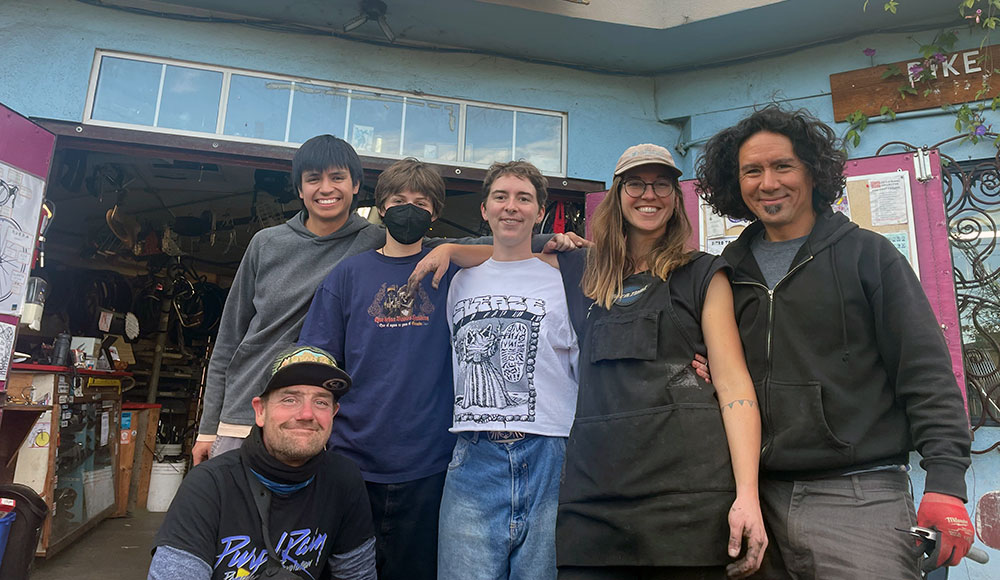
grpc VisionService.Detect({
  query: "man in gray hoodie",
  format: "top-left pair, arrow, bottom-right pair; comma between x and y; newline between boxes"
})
193,135 -> 386,464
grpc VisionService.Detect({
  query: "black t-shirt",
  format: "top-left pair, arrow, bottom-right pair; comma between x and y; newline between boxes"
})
153,449 -> 373,579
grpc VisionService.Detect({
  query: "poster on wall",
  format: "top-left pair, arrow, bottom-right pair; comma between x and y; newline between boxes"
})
0,161 -> 44,315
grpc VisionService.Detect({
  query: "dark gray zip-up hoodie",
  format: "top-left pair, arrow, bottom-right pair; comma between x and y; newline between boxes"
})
723,209 -> 971,500
199,211 -> 385,435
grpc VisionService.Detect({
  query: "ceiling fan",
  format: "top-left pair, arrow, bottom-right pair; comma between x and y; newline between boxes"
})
343,0 -> 396,43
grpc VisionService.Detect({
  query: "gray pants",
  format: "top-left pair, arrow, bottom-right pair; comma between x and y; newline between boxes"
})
208,435 -> 245,458
751,471 -> 921,580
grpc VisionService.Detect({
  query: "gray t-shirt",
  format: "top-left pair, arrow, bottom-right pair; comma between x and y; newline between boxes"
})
750,231 -> 808,289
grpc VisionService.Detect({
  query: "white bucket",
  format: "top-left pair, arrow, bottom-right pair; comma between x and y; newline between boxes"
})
146,460 -> 187,512
154,443 -> 183,457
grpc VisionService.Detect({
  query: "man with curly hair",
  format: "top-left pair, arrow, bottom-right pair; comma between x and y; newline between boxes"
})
696,105 -> 973,578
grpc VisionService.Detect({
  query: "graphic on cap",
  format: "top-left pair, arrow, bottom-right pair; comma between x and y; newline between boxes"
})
264,345 -> 352,399
271,346 -> 338,376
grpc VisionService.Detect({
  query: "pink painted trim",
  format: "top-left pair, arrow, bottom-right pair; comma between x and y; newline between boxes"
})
585,191 -> 605,239
679,180 -> 702,249
0,104 -> 55,180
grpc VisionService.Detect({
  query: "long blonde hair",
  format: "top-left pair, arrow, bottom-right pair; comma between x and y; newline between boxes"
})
583,174 -> 693,308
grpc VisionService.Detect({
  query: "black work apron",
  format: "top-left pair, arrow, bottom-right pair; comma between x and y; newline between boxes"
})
556,254 -> 736,567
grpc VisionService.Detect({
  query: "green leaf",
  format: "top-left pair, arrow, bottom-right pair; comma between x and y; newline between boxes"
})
881,65 -> 903,79
956,118 -> 963,132
938,31 -> 958,50
884,0 -> 897,14
880,105 -> 897,120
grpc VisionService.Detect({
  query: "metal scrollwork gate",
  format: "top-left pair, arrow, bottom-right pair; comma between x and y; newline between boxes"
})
877,136 -> 1000,453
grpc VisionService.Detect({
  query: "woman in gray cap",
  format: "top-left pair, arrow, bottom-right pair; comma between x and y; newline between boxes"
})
556,144 -> 767,579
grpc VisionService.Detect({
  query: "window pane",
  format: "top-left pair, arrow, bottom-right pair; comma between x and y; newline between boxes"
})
516,112 -> 563,174
157,65 -> 222,133
91,57 -> 161,125
289,83 -> 349,143
224,75 -> 290,141
465,106 -> 513,165
402,98 -> 458,161
347,91 -> 403,155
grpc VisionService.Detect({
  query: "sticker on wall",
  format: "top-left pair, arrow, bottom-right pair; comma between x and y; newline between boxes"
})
0,318 -> 14,384
99,412 -> 110,447
29,418 -> 50,448
832,193 -> 852,220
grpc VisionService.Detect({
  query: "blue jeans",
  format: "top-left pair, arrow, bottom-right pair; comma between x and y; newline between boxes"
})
438,432 -> 566,580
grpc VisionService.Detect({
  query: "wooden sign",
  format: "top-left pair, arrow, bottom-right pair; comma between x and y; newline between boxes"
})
830,45 -> 1000,121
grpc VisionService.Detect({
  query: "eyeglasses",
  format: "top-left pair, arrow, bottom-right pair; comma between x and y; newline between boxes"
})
622,178 -> 674,198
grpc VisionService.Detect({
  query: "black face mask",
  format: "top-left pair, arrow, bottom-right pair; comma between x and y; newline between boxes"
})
382,203 -> 432,245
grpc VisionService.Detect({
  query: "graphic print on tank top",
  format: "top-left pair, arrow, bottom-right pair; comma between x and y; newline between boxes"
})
451,294 -> 544,423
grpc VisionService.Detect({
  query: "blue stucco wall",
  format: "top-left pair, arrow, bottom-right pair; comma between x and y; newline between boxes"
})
654,26 -> 1000,577
0,0 -> 675,185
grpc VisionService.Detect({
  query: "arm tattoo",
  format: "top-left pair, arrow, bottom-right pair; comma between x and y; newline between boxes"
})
722,399 -> 756,412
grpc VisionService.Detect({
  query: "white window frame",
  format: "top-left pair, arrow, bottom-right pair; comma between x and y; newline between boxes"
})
84,50 -> 569,177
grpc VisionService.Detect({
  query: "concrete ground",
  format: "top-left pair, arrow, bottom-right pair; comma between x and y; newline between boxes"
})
31,510 -> 164,580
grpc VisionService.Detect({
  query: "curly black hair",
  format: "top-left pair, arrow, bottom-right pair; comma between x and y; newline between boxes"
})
695,105 -> 847,222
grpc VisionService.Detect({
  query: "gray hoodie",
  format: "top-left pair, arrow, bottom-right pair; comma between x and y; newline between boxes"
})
199,211 -> 385,435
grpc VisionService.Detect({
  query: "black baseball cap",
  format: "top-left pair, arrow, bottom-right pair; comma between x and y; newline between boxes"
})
262,345 -> 351,400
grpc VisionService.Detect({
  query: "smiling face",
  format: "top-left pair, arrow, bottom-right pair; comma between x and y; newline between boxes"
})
620,164 -> 677,244
252,385 -> 338,467
481,174 -> 543,257
298,166 -> 360,236
738,131 -> 817,241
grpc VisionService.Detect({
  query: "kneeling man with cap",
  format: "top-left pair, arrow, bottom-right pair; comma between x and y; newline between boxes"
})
149,346 -> 376,580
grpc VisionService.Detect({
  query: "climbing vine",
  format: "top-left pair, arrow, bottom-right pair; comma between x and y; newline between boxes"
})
847,1 -> 1000,148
